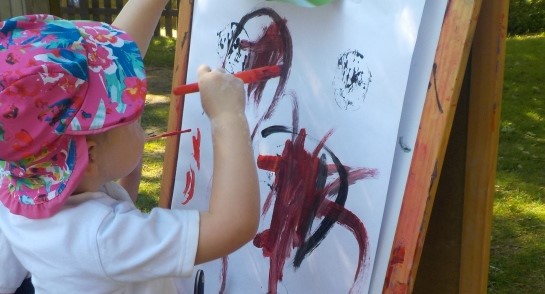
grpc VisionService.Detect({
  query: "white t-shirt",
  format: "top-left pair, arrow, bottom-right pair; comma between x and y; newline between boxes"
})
0,230 -> 28,294
0,182 -> 199,294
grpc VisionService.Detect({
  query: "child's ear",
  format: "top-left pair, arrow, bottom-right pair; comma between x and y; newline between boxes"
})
84,139 -> 99,176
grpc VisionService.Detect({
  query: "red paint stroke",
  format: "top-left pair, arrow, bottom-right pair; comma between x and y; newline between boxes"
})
251,126 -> 377,294
384,245 -> 406,293
192,128 -> 201,170
221,8 -> 293,139
181,168 -> 195,205
317,199 -> 369,293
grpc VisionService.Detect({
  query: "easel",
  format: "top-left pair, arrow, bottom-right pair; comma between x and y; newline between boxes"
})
384,0 -> 508,293
159,0 -> 509,293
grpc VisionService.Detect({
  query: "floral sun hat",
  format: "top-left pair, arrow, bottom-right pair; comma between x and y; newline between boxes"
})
0,14 -> 147,219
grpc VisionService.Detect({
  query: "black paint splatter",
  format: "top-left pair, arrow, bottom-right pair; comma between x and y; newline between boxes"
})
216,23 -> 249,73
333,50 -> 372,111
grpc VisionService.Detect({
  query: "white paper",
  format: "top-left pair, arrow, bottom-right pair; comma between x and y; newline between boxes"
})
171,1 -> 443,293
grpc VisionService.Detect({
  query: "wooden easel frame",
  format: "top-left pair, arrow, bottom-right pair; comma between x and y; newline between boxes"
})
159,0 -> 508,292
384,0 -> 508,292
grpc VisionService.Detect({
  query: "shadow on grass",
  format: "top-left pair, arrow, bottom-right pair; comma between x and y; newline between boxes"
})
489,208 -> 545,293
142,101 -> 170,135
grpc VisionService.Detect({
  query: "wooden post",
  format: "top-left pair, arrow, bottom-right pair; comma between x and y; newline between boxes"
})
159,0 -> 194,208
460,0 -> 508,292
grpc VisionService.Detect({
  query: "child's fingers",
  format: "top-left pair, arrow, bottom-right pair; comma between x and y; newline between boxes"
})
197,64 -> 212,77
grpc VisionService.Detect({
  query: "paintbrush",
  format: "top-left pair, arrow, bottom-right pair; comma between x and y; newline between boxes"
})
173,65 -> 282,95
145,129 -> 191,141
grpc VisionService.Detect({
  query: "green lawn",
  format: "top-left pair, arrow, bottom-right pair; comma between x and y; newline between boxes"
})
140,34 -> 545,293
137,37 -> 175,212
489,33 -> 545,293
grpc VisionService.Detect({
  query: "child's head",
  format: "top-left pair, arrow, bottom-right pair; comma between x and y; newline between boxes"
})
75,120 -> 145,195
0,14 -> 147,219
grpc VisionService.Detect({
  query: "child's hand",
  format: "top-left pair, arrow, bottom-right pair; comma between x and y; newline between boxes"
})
197,65 -> 245,120
193,65 -> 259,264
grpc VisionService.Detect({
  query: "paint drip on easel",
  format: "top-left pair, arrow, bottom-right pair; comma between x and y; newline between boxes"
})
267,0 -> 335,7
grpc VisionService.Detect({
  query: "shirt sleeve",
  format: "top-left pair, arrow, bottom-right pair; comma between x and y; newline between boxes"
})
0,229 -> 29,294
95,202 -> 200,283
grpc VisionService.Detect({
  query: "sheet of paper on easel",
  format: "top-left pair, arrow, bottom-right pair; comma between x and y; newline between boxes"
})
171,0 -> 445,293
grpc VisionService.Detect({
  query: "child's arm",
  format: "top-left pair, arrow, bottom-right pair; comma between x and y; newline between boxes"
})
195,65 -> 260,264
112,0 -> 170,57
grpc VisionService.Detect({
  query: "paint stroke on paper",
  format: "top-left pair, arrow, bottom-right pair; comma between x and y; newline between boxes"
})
181,168 -> 195,205
217,8 -> 293,139
192,128 -> 201,170
255,125 -> 377,293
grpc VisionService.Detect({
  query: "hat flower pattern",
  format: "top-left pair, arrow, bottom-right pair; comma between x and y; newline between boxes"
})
0,139 -> 76,206
0,14 -> 146,218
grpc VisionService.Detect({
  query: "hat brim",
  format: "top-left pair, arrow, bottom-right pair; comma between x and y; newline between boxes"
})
0,135 -> 88,219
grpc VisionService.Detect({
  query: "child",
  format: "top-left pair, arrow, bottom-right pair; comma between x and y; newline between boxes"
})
0,1 -> 260,293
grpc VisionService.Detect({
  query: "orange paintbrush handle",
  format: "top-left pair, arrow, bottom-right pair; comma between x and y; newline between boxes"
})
173,65 -> 282,95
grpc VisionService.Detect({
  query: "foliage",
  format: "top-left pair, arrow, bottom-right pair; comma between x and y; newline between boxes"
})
509,0 -> 545,35
143,37 -> 176,68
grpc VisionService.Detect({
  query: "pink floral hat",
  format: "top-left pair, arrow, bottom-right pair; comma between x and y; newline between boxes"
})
0,14 -> 147,219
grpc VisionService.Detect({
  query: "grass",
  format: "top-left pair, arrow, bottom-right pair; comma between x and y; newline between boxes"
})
143,37 -> 177,68
138,101 -> 170,212
139,35 -> 545,293
488,33 -> 545,293
136,36 -> 175,212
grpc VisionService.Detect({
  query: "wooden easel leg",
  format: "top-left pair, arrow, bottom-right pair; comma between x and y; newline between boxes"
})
413,62 -> 471,294
460,0 -> 509,292
413,0 -> 508,292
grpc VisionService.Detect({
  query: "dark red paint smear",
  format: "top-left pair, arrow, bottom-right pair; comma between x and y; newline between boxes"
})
218,7 -> 376,293
181,168 -> 195,205
192,128 -> 201,170
383,245 -> 406,293
253,125 -> 377,294
221,8 -> 293,139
